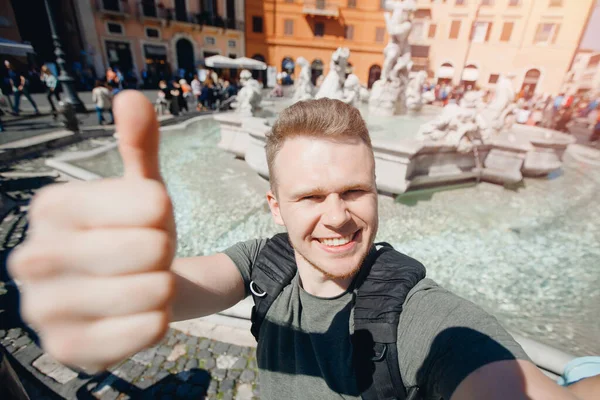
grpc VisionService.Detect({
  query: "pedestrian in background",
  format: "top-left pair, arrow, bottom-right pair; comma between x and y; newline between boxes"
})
92,80 -> 113,125
40,65 -> 61,119
6,60 -> 39,116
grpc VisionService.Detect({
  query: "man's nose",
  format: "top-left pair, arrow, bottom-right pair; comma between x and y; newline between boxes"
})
321,195 -> 351,229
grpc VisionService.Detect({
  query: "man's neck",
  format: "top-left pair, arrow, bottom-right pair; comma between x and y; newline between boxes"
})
294,254 -> 355,298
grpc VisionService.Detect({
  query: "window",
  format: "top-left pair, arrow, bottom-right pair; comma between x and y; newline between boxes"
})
481,0 -> 493,5
348,0 -> 357,8
428,23 -> 437,38
107,22 -> 124,35
205,36 -> 216,45
549,0 -> 562,6
449,20 -> 461,39
455,0 -> 465,5
471,21 -> 492,43
534,23 -> 559,44
380,0 -> 386,9
500,22 -> 513,42
489,74 -> 499,84
145,27 -> 160,38
345,25 -> 354,40
375,27 -> 385,42
315,22 -> 325,37
410,22 -> 425,42
229,54 -> 237,59
589,54 -> 600,67
284,19 -> 294,36
252,16 -> 263,33
509,0 -> 520,5
228,39 -> 236,48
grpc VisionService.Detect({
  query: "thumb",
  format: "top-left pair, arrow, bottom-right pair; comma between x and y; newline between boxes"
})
114,90 -> 162,182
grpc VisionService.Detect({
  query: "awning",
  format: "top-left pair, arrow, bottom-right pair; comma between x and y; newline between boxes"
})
205,55 -> 238,68
234,56 -> 267,70
437,65 -> 454,79
462,67 -> 479,82
0,38 -> 35,57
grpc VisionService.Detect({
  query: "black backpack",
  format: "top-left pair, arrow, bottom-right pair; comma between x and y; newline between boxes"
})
249,233 -> 426,400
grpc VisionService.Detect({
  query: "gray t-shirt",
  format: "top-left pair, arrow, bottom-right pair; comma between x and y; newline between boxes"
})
224,239 -> 529,400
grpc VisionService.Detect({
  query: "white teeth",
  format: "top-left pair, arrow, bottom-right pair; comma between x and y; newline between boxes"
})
320,235 -> 353,247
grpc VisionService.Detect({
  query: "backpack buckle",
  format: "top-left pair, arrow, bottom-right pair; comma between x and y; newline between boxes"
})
250,281 -> 267,298
372,343 -> 387,361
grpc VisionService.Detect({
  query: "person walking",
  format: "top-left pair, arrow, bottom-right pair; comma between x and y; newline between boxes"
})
92,80 -> 113,125
191,74 -> 201,109
40,65 -> 61,119
6,61 -> 39,116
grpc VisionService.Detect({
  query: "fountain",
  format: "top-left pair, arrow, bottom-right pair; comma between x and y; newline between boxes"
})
292,57 -> 314,102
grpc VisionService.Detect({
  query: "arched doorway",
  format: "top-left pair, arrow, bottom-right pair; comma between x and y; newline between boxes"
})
311,59 -> 324,85
252,54 -> 267,87
176,38 -> 195,79
437,62 -> 454,85
368,64 -> 381,89
522,69 -> 541,99
461,64 -> 479,88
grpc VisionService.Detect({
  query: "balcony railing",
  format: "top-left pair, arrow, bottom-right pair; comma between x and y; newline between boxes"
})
95,0 -> 131,15
303,1 -> 340,18
136,6 -> 244,31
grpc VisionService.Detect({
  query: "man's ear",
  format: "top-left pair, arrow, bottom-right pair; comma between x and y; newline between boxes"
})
266,189 -> 285,226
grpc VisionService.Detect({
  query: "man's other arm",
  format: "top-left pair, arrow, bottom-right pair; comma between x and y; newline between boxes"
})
451,359 -> 580,400
170,254 -> 246,322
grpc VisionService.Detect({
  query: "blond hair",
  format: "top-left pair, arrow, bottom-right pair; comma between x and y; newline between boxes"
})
266,98 -> 372,189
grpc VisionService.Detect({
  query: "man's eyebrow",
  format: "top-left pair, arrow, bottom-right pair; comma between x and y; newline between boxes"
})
289,183 -> 372,199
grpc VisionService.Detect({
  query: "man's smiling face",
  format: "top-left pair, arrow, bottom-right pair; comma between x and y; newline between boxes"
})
267,136 -> 378,280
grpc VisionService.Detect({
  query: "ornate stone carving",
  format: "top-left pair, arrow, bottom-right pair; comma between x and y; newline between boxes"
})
315,47 -> 350,100
292,57 -> 314,102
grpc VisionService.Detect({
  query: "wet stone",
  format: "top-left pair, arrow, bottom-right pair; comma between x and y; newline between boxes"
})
212,368 -> 227,381
240,370 -> 255,383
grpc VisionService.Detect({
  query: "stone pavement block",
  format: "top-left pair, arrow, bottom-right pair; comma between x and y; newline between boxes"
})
226,369 -> 241,380
167,335 -> 177,346
212,342 -> 229,355
217,354 -> 239,369
227,345 -> 243,356
239,370 -> 255,383
231,358 -> 247,370
248,359 -> 257,370
14,344 -> 43,364
212,368 -> 226,381
157,346 -> 172,357
132,346 -> 158,366
32,353 -> 78,384
166,343 -> 186,362
235,383 -> 254,400
185,358 -> 198,370
197,349 -> 211,360
199,339 -> 211,350
0,329 -> 6,338
176,357 -> 187,372
6,328 -> 22,339
12,335 -> 32,348
163,361 -> 176,370
186,336 -> 199,347
207,380 -> 218,395
202,357 -> 216,370
222,393 -> 234,400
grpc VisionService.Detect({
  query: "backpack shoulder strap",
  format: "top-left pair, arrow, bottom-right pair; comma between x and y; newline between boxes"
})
353,243 -> 426,400
249,233 -> 297,341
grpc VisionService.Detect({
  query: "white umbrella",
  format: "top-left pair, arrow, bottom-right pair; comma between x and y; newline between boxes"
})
204,55 -> 238,69
234,57 -> 267,70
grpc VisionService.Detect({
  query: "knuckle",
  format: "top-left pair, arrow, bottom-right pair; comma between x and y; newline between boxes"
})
43,330 -> 79,366
29,185 -> 64,223
7,244 -> 52,281
143,181 -> 173,226
147,311 -> 170,344
154,272 -> 175,307
151,231 -> 175,268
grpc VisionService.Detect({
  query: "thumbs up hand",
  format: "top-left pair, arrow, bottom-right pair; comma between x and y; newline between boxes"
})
8,91 -> 176,373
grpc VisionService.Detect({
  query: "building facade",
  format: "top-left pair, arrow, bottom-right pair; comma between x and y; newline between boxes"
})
562,50 -> 600,96
246,0 -> 595,95
79,0 -> 246,85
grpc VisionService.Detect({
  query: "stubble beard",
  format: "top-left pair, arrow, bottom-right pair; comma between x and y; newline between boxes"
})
292,241 -> 370,280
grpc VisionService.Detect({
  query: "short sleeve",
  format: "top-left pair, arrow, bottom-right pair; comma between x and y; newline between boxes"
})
397,279 -> 530,399
222,238 -> 268,297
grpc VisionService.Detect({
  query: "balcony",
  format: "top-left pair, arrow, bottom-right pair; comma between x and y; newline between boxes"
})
303,1 -> 340,18
95,0 -> 131,18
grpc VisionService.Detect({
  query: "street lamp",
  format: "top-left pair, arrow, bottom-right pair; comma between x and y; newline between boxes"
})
43,0 -> 87,131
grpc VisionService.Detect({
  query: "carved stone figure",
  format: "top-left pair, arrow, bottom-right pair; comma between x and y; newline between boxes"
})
234,69 -> 262,117
292,57 -> 314,102
342,74 -> 361,107
369,0 -> 416,116
406,70 -> 428,112
480,74 -> 516,135
315,47 -> 350,100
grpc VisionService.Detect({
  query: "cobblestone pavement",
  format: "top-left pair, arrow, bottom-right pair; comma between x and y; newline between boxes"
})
1,136 -> 261,399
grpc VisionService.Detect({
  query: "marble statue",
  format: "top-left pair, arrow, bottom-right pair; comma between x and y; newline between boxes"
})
406,70 -> 428,112
342,74 -> 361,107
369,0 -> 416,116
417,104 -> 487,153
292,57 -> 314,102
480,74 -> 517,135
233,69 -> 262,117
315,47 -> 350,100
460,89 -> 485,111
